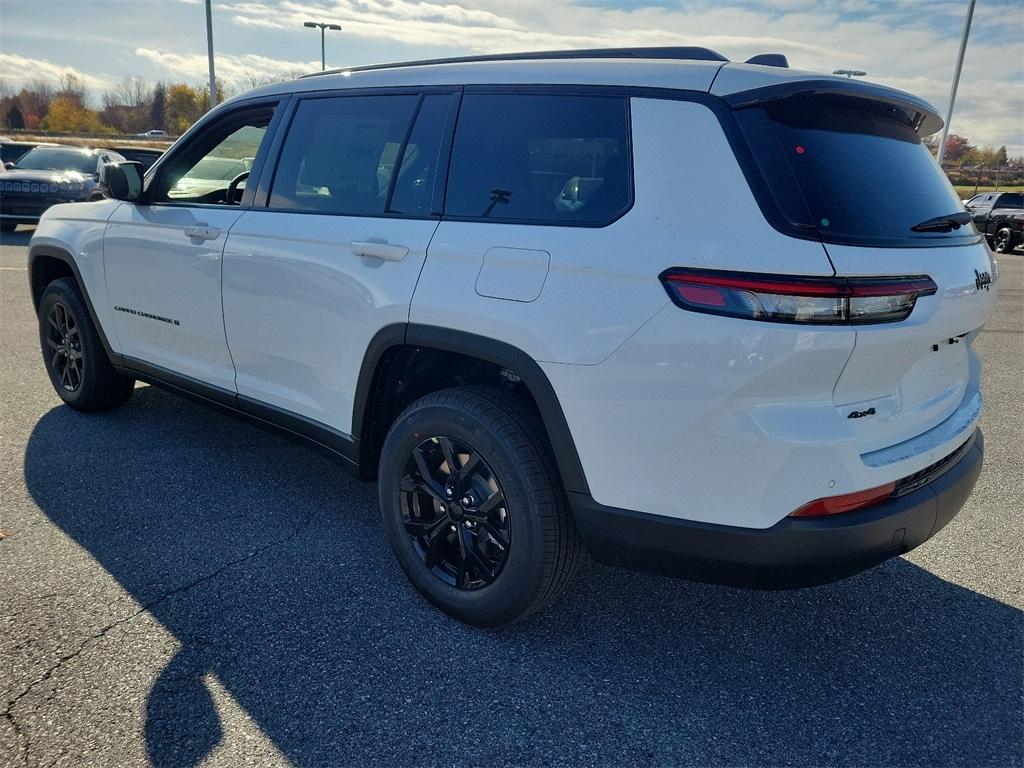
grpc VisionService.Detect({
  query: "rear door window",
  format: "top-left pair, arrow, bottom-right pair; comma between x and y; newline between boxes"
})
735,95 -> 976,246
995,193 -> 1023,209
445,94 -> 631,225
269,94 -> 422,216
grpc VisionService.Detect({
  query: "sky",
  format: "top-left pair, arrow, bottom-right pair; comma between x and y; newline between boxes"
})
1,0 -> 1021,154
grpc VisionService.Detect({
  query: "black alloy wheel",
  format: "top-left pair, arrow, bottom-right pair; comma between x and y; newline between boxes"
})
37,277 -> 135,411
993,227 -> 1016,253
379,387 -> 582,626
45,301 -> 84,392
400,435 -> 511,590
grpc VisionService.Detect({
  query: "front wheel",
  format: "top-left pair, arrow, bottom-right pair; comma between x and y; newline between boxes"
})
378,387 -> 582,627
38,278 -> 135,411
993,227 -> 1019,254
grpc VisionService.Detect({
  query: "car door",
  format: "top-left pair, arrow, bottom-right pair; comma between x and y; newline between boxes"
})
104,101 -> 282,393
967,193 -> 995,229
221,90 -> 456,438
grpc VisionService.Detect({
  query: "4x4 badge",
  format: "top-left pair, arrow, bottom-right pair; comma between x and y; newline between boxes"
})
975,269 -> 992,292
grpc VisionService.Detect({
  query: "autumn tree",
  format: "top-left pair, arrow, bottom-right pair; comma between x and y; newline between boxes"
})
942,134 -> 974,165
101,74 -> 153,134
40,95 -> 112,133
5,103 -> 24,130
164,83 -> 204,134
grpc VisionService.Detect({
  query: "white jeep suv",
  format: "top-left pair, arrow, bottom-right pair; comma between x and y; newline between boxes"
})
29,47 -> 996,626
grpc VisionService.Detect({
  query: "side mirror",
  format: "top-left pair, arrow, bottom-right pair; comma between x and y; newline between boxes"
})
99,161 -> 144,201
3,162 -> 14,170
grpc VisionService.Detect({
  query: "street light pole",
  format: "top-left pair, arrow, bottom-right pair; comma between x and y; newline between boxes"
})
304,21 -> 343,71
205,0 -> 217,106
937,0 -> 976,167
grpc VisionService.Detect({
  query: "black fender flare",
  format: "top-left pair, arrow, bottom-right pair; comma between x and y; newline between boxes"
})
353,324 -> 591,495
28,244 -> 122,365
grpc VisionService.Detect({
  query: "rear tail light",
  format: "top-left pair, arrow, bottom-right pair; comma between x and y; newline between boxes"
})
789,482 -> 896,517
660,269 -> 937,324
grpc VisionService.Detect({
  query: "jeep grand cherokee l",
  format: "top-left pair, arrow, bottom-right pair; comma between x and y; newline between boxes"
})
28,47 -> 996,626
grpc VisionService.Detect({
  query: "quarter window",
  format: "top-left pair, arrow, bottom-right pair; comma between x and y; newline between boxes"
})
445,94 -> 631,225
269,94 -> 422,215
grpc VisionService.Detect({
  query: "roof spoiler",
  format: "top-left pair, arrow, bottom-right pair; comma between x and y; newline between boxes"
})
723,79 -> 944,135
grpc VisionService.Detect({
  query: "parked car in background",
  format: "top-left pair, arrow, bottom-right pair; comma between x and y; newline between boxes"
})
0,146 -> 125,231
110,146 -> 165,173
137,129 -> 169,137
0,139 -> 58,167
966,191 -> 1023,252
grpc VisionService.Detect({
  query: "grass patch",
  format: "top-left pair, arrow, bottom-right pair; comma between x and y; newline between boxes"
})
956,185 -> 1024,198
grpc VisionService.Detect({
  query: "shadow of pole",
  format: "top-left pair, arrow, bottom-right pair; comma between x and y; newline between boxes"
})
23,387 -> 1024,766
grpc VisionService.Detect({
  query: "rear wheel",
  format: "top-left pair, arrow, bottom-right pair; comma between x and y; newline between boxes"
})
379,387 -> 582,627
993,226 -> 1018,254
38,278 -> 135,411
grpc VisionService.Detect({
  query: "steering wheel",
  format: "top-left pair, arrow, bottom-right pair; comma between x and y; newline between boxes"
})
226,171 -> 250,204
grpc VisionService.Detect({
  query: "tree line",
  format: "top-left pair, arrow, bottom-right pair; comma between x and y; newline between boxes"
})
0,72 -> 297,136
923,134 -> 1019,170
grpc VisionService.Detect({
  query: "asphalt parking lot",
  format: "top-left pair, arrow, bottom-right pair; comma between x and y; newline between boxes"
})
1,226 -> 1021,768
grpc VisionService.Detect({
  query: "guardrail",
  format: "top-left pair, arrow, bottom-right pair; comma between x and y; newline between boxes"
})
1,130 -> 176,147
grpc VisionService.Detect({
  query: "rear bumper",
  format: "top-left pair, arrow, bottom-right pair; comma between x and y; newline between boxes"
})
569,428 -> 982,588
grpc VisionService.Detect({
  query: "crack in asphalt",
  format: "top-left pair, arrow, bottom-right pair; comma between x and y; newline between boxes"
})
1,511 -> 317,765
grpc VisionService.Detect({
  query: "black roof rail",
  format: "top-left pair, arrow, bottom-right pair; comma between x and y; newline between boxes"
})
745,53 -> 789,68
301,46 -> 729,78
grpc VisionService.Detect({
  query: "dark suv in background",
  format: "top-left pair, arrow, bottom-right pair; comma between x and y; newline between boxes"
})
0,146 -> 125,231
966,191 -> 1023,253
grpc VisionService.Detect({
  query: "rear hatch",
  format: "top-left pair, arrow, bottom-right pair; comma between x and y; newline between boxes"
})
726,78 -> 996,455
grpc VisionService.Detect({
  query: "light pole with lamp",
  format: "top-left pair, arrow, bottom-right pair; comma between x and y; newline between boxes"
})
304,21 -> 342,71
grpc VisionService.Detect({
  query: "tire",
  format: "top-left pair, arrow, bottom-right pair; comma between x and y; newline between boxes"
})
38,277 -> 135,412
0,220 -> 16,232
379,386 -> 582,627
993,226 -> 1018,254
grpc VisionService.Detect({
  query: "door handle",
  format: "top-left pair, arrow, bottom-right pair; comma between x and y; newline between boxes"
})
184,225 -> 221,241
351,241 -> 408,262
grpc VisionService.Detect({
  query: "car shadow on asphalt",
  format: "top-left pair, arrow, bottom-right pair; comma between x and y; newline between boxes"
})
0,228 -> 34,247
23,386 -> 1023,767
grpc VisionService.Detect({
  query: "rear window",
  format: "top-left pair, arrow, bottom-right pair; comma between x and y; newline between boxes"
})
445,94 -> 631,225
736,96 -> 976,246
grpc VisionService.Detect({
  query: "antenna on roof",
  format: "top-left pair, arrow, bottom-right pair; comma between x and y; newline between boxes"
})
745,54 -> 789,68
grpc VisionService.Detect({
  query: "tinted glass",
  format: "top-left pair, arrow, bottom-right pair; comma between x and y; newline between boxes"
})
737,96 -> 975,245
270,95 -> 418,215
388,94 -> 453,217
996,193 -> 1023,208
16,148 -> 98,174
445,94 -> 630,224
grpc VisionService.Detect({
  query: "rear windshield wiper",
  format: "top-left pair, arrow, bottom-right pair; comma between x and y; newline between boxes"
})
911,211 -> 972,232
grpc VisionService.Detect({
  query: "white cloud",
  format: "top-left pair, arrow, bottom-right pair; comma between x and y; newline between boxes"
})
215,0 -> 1022,154
133,47 -> 319,85
0,52 -> 113,93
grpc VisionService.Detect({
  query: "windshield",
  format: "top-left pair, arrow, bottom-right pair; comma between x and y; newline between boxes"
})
735,95 -> 976,246
15,147 -> 98,174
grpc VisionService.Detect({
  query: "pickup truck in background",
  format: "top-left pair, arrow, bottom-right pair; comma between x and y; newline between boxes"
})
966,191 -> 1023,253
